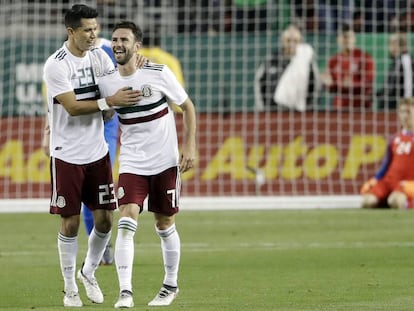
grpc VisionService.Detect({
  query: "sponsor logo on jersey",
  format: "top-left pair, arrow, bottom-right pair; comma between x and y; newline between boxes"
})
93,60 -> 102,77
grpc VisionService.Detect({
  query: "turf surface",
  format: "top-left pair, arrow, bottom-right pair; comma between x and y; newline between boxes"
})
1,208 -> 414,310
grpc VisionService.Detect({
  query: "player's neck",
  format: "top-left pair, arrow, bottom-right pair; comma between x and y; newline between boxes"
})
118,61 -> 137,77
66,41 -> 87,58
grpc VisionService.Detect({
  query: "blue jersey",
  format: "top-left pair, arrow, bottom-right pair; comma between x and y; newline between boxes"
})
98,38 -> 119,164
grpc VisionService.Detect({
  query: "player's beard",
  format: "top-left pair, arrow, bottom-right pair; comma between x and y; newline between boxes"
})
115,49 -> 133,66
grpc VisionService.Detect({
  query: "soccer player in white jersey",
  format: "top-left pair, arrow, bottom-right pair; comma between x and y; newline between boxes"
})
98,21 -> 196,308
42,5 -> 142,307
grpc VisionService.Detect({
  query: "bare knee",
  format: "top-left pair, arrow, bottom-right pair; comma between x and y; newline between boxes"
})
93,210 -> 113,233
118,203 -> 141,221
60,215 -> 80,237
154,213 -> 175,230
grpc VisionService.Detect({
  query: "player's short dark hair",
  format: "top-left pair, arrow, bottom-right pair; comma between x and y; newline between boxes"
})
112,21 -> 143,42
64,4 -> 98,29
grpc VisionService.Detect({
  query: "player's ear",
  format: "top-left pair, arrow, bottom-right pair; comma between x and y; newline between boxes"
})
66,27 -> 75,36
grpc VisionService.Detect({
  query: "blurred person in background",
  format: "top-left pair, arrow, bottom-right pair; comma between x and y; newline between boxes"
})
254,24 -> 320,111
321,23 -> 375,110
233,0 -> 268,32
177,0 -> 210,33
293,0 -> 353,33
369,0 -> 413,32
377,32 -> 413,110
360,97 -> 414,209
352,10 -> 365,33
293,0 -> 319,32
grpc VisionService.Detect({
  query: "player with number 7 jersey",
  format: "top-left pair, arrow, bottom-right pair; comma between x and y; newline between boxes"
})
98,21 -> 196,308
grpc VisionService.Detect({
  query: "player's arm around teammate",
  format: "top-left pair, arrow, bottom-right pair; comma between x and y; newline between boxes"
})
55,86 -> 141,116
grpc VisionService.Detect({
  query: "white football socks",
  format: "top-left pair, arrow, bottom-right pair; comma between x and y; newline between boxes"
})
115,217 -> 138,293
58,233 -> 78,293
156,224 -> 181,288
82,229 -> 111,278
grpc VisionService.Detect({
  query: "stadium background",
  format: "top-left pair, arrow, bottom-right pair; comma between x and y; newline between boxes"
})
0,1 -> 410,209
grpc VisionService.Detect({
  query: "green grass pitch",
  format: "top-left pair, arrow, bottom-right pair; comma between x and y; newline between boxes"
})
1,208 -> 414,310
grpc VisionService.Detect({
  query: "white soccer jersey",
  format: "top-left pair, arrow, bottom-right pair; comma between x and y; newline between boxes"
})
99,63 -> 188,175
43,42 -> 115,164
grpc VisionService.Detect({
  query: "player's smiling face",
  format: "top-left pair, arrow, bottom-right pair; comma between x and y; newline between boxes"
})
68,18 -> 98,55
112,28 -> 138,66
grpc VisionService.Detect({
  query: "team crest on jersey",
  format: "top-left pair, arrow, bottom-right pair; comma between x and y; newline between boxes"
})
117,187 -> 125,200
141,84 -> 152,97
57,196 -> 66,208
94,63 -> 102,77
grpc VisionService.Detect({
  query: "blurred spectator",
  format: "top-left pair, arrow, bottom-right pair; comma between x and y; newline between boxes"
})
357,0 -> 388,32
210,0 -> 233,33
321,23 -> 375,110
294,0 -> 353,33
233,0 -> 268,32
398,8 -> 414,32
318,0 -> 354,33
352,10 -> 365,32
177,0 -> 211,33
96,0 -> 132,30
254,25 -> 320,111
294,0 -> 410,33
356,0 -> 410,32
293,0 -> 319,33
377,33 -> 413,110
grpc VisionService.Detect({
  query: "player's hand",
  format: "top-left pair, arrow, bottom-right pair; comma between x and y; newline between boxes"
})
400,180 -> 414,198
320,71 -> 333,87
179,146 -> 196,173
107,87 -> 142,107
136,53 -> 149,69
360,177 -> 377,194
